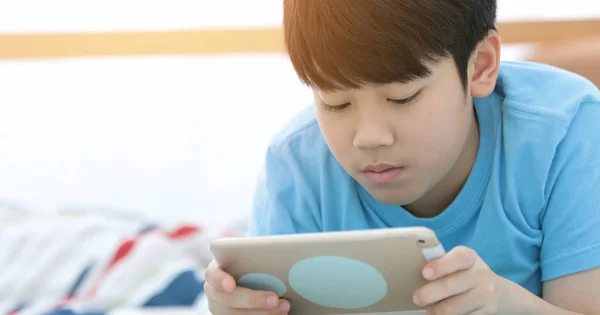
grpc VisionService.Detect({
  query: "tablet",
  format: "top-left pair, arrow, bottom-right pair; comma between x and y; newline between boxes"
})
210,227 -> 445,315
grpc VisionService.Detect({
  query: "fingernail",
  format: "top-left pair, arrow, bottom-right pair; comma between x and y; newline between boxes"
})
423,267 -> 434,279
279,300 -> 290,312
267,296 -> 279,308
412,293 -> 420,306
220,279 -> 230,290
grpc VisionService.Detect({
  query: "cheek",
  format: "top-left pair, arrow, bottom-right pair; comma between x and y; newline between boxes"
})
410,95 -> 471,159
316,113 -> 354,161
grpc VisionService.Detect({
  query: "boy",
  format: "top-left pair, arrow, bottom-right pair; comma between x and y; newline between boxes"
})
205,0 -> 600,314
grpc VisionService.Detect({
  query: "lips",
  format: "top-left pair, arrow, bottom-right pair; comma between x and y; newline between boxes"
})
362,164 -> 404,185
364,164 -> 398,173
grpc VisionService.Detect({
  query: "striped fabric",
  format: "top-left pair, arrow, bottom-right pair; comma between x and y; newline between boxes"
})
0,209 -> 246,315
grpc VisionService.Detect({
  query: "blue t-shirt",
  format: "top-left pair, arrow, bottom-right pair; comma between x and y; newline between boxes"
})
248,61 -> 600,296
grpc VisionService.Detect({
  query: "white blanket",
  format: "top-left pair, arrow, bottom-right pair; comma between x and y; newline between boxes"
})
0,208 -> 247,315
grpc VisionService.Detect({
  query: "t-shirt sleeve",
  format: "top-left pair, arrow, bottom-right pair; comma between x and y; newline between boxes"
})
540,101 -> 600,282
247,144 -> 321,237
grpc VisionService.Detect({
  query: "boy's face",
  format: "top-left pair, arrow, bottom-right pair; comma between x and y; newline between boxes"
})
314,36 -> 500,211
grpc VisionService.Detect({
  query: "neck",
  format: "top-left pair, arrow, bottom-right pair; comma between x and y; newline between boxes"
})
405,111 -> 480,218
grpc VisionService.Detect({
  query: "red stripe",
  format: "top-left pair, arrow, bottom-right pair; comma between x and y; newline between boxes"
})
166,225 -> 200,239
86,238 -> 138,296
83,224 -> 202,297
108,238 -> 136,268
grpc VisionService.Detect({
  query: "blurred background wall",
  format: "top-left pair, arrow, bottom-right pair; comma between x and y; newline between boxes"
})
0,0 -> 598,229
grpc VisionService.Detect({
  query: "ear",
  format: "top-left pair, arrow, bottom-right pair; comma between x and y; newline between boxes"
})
469,30 -> 501,98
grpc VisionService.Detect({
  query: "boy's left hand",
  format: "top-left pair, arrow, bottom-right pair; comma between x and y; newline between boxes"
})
413,246 -> 531,315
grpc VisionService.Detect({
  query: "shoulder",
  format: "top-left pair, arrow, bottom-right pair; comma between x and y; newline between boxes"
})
250,105 -> 339,236
483,62 -> 600,220
495,61 -> 600,158
261,104 -> 336,194
497,61 -> 600,125
267,105 -> 329,163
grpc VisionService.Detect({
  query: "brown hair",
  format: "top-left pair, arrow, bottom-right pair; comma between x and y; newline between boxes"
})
283,0 -> 497,91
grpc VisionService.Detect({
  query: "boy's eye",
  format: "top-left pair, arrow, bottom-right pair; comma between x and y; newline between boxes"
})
319,102 -> 350,112
388,90 -> 422,106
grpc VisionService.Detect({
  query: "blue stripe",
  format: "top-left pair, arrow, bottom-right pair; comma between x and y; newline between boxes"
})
44,310 -> 105,315
143,270 -> 205,307
138,224 -> 158,235
67,264 -> 93,296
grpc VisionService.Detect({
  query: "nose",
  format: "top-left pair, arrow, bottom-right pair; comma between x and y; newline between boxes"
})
353,112 -> 394,150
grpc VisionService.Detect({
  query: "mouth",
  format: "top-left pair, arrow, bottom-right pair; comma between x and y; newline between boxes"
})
362,164 -> 404,185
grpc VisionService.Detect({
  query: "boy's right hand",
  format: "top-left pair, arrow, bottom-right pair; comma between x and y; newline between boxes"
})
204,260 -> 291,315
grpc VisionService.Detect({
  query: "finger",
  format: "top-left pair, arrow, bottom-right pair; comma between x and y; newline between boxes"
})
205,260 -> 237,292
206,281 -> 284,310
413,269 -> 474,307
423,246 -> 477,281
426,287 -> 482,315
208,298 -> 290,315
220,286 -> 282,310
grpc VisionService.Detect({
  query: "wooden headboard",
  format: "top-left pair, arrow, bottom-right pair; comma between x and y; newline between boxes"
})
0,19 -> 599,59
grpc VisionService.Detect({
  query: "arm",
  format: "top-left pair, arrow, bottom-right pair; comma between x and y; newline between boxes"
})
537,267 -> 600,315
536,100 -> 600,315
412,101 -> 600,315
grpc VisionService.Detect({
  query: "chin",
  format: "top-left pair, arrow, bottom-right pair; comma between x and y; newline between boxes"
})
366,186 -> 422,207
